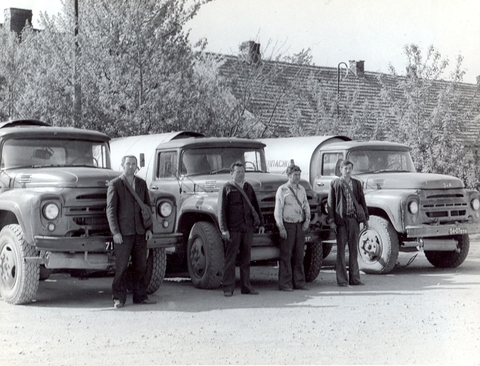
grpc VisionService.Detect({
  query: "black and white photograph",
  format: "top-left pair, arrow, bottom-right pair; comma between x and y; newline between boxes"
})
0,0 -> 479,364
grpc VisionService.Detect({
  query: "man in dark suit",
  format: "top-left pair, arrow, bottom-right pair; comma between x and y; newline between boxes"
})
218,161 -> 264,297
327,159 -> 369,287
107,155 -> 154,308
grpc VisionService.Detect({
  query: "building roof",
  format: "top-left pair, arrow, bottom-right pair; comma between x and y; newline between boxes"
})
218,52 -> 480,147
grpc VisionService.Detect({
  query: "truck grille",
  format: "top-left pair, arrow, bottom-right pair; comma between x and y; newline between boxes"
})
64,190 -> 110,236
421,192 -> 468,221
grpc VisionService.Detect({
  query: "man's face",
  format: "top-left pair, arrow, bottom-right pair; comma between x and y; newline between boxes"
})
288,171 -> 301,184
340,164 -> 353,178
231,165 -> 245,183
123,157 -> 137,175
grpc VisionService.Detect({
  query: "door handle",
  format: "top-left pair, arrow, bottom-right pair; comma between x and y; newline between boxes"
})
316,182 -> 324,186
151,185 -> 159,190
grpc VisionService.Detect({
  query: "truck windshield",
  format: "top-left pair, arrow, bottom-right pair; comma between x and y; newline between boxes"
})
180,147 -> 266,176
348,149 -> 415,174
1,138 -> 111,169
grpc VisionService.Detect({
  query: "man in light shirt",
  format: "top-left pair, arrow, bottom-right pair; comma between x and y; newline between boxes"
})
274,162 -> 310,291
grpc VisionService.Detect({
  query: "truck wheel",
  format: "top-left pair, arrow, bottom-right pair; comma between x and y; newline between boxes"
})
323,242 -> 333,259
358,216 -> 399,274
144,248 -> 167,294
304,241 -> 323,282
0,224 -> 39,304
424,234 -> 469,268
187,222 -> 224,289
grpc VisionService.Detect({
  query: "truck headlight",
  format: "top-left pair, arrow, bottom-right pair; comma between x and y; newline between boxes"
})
471,198 -> 480,211
159,202 -> 173,217
408,201 -> 419,214
43,203 -> 59,220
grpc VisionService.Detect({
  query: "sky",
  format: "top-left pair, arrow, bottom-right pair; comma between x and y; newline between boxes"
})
1,0 -> 479,84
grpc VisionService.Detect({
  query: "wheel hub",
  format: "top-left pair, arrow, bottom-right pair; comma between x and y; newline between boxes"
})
359,230 -> 381,262
0,245 -> 16,288
190,238 -> 206,277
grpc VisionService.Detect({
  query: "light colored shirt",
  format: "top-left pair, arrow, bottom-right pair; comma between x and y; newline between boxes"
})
274,182 -> 310,226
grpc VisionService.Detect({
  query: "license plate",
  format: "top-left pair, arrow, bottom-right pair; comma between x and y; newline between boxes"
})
449,227 -> 467,235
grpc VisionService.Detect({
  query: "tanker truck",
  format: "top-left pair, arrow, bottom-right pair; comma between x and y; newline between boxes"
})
260,135 -> 480,274
110,132 -> 324,289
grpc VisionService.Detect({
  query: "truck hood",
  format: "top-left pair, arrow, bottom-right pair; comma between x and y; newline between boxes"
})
5,167 -> 121,189
360,172 -> 464,190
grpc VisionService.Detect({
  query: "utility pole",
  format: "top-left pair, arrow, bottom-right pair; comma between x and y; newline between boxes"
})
73,0 -> 82,127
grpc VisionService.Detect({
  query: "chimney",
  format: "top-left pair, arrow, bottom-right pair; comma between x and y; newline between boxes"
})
348,60 -> 365,77
4,8 -> 33,35
476,75 -> 480,86
239,41 -> 261,65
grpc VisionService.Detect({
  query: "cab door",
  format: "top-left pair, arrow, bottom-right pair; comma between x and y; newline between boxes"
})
313,151 -> 345,195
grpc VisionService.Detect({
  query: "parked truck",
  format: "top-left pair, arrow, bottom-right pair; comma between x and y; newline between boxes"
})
260,135 -> 480,274
110,132 -> 324,289
0,120 -> 175,304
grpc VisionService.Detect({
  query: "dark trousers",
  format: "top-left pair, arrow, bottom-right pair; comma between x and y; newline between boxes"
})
222,230 -> 254,293
278,222 -> 306,290
336,217 -> 361,285
112,234 -> 148,303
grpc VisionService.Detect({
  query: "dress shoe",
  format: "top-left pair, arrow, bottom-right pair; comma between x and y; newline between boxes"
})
241,289 -> 259,295
134,298 -> 157,305
349,281 -> 365,286
113,299 -> 124,309
224,291 -> 233,297
294,285 -> 310,290
338,283 -> 348,287
279,287 -> 293,292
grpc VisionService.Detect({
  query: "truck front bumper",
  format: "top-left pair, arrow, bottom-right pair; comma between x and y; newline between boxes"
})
406,222 -> 480,238
34,233 -> 182,252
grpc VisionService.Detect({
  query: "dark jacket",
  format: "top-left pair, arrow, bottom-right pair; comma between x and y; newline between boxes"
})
106,175 -> 152,236
327,177 -> 369,226
218,181 -> 263,233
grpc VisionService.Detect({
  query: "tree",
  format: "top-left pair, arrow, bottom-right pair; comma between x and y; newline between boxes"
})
375,44 -> 478,187
0,0 -> 247,138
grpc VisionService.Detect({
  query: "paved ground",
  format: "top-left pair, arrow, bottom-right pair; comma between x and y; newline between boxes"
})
1,240 -> 480,365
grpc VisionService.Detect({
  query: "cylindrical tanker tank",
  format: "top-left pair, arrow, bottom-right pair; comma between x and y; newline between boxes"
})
110,131 -> 204,182
258,135 -> 350,185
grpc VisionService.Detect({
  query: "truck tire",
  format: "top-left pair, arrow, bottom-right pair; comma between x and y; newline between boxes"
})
145,248 -> 167,294
323,242 -> 333,259
424,234 -> 469,268
187,222 -> 224,289
0,224 -> 39,304
304,241 -> 323,282
358,216 -> 399,274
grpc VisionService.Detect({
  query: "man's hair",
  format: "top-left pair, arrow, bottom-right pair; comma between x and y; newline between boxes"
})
286,159 -> 301,175
341,159 -> 354,168
230,161 -> 245,173
121,155 -> 137,166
